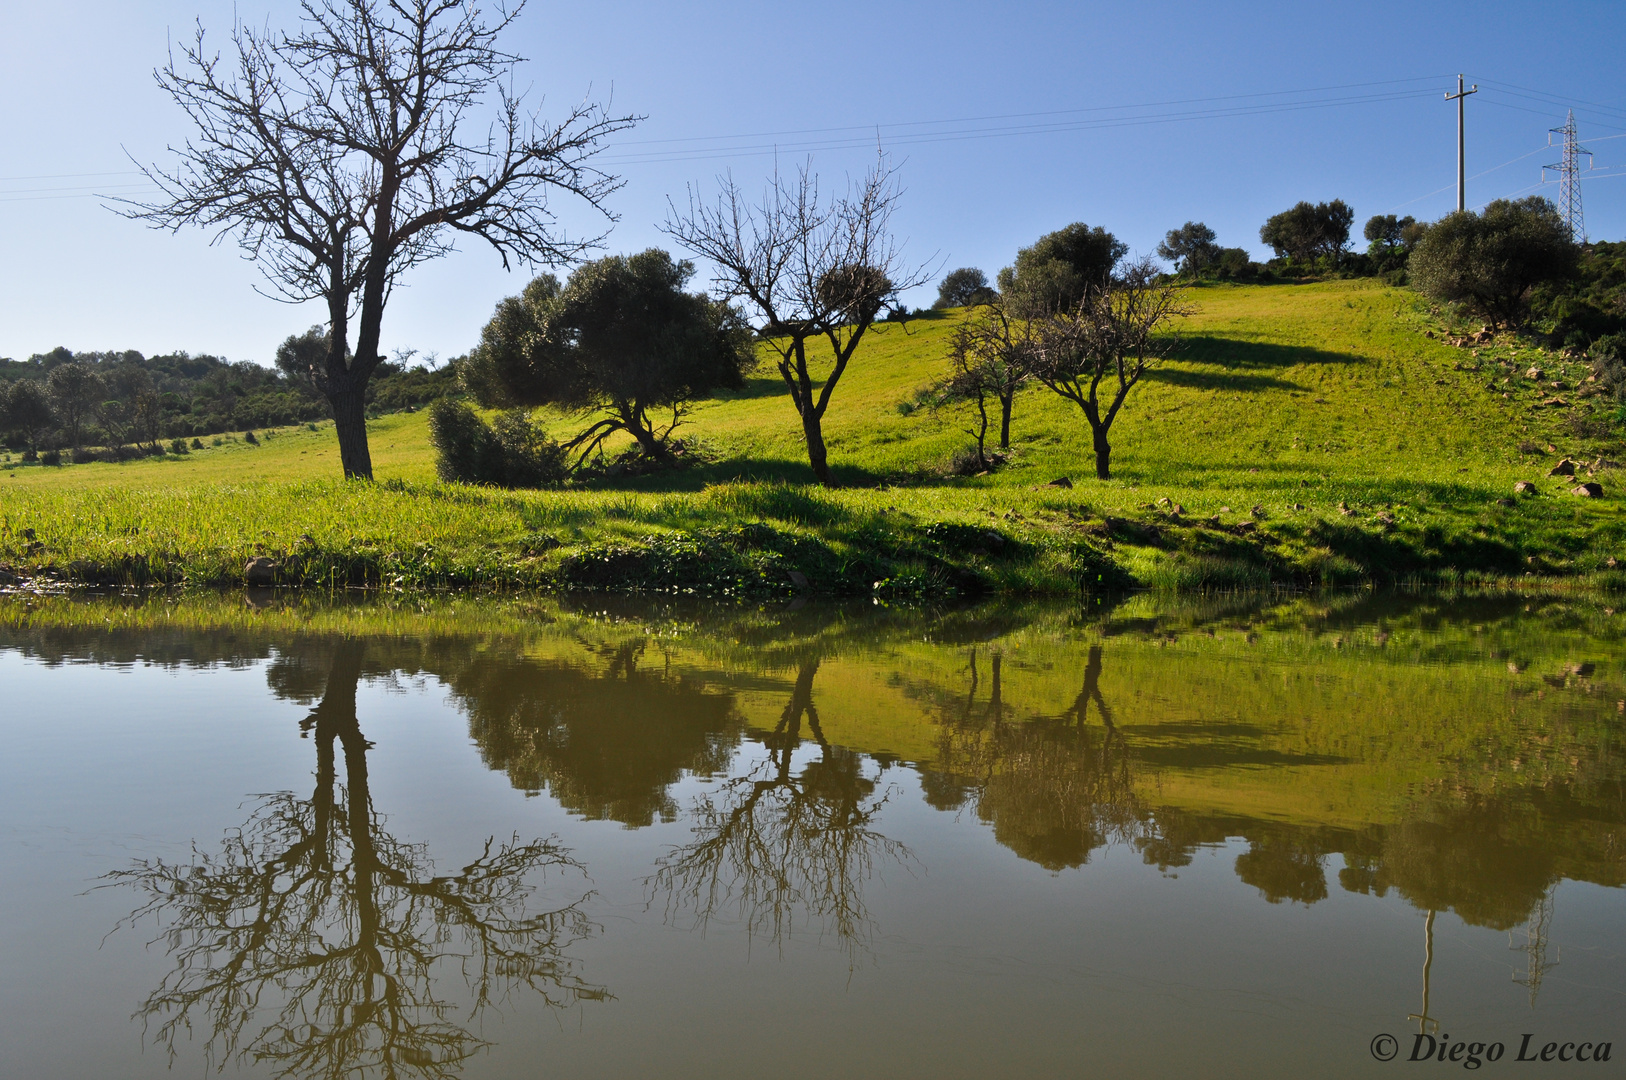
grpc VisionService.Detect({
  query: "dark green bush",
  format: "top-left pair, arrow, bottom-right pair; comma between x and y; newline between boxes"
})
428,400 -> 567,488
41,449 -> 62,466
169,438 -> 190,454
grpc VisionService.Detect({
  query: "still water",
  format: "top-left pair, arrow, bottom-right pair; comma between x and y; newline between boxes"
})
1,591 -> 1622,1079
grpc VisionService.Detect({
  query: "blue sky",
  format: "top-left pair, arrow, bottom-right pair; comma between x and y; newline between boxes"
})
2,0 -> 1622,366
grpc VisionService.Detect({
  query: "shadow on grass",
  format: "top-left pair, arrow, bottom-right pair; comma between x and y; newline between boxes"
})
1144,368 -> 1307,392
1175,336 -> 1364,370
1141,337 -> 1366,393
586,455 -> 897,494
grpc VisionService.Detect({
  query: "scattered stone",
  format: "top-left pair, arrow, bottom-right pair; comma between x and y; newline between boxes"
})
1570,662 -> 1596,678
1374,511 -> 1396,526
1251,504 -> 1267,518
1233,520 -> 1257,534
1290,502 -> 1305,511
1536,396 -> 1569,408
981,531 -> 1007,551
1607,557 -> 1619,568
1313,397 -> 1327,404
1525,366 -> 1544,380
1157,496 -> 1171,507
1496,498 -> 1516,507
787,570 -> 810,589
1172,503 -> 1185,515
1548,459 -> 1578,477
1046,476 -> 1074,489
244,557 -> 278,587
1218,505 -> 1231,513
1337,501 -> 1354,515
1571,482 -> 1604,498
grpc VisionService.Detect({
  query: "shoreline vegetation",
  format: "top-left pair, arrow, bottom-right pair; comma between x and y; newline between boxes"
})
2,281 -> 1622,599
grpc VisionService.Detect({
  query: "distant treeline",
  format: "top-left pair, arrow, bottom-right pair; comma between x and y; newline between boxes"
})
0,346 -> 453,453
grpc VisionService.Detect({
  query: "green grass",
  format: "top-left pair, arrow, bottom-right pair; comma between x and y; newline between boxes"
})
2,280 -> 1623,594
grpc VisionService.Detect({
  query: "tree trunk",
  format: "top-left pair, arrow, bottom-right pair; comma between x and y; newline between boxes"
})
1091,422 -> 1112,480
329,388 -> 374,480
621,403 -> 670,461
802,409 -> 833,487
999,394 -> 1013,449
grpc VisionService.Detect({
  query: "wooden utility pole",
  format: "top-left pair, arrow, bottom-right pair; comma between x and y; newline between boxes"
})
1446,74 -> 1479,212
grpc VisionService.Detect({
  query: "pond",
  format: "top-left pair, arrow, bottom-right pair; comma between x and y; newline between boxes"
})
1,591 -> 1622,1079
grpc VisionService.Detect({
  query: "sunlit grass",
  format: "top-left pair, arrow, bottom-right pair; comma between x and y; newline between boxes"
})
1,280 -> 1621,592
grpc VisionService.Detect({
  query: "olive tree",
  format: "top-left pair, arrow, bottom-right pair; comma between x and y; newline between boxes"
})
1156,221 -> 1220,277
1029,258 -> 1193,480
997,223 -> 1127,316
664,156 -> 930,486
1259,200 -> 1354,266
460,249 -> 757,465
1408,197 -> 1578,327
128,0 -> 636,479
934,267 -> 996,309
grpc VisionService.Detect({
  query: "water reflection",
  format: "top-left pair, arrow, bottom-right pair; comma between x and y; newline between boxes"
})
450,638 -> 743,826
105,642 -> 603,1080
2,590 -> 1622,1074
648,658 -> 913,957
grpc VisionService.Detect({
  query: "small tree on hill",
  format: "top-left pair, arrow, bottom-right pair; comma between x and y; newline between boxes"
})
1156,221 -> 1220,277
934,267 -> 997,309
998,223 -> 1127,316
1260,200 -> 1354,266
1408,197 -> 1578,328
460,249 -> 757,465
664,155 -> 930,487
1029,258 -> 1193,480
943,303 -> 1035,463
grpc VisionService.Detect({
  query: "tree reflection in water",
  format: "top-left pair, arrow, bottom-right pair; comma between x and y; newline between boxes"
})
932,645 -> 1140,870
104,642 -> 604,1080
648,658 -> 913,959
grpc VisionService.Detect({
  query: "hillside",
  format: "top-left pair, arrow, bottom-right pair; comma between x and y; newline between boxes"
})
1,280 -> 1622,594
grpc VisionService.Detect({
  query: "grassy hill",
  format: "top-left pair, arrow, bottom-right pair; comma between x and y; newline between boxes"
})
1,279 -> 1622,594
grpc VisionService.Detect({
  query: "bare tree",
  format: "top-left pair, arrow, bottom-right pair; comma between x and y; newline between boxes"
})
1029,257 -> 1193,480
127,0 -> 638,479
943,301 -> 1035,467
664,156 -> 931,486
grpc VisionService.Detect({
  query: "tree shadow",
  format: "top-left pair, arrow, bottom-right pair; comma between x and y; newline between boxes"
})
1176,335 -> 1364,370
103,641 -> 605,1080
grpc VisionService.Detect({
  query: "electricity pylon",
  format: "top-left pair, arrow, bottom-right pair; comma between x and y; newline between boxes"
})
1544,110 -> 1592,242
1446,75 -> 1478,212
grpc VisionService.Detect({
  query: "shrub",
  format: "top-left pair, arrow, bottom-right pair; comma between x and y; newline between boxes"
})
427,399 -> 567,488
1409,197 -> 1578,327
70,447 -> 96,464
21,448 -> 38,463
41,449 -> 62,466
243,429 -> 259,445
169,438 -> 190,454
